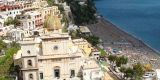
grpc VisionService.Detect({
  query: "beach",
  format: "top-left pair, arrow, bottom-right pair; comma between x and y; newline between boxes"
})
88,17 -> 160,69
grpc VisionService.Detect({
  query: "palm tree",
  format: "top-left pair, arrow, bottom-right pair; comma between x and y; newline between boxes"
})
115,56 -> 128,67
133,63 -> 145,80
119,66 -> 126,79
124,67 -> 134,79
108,55 -> 117,63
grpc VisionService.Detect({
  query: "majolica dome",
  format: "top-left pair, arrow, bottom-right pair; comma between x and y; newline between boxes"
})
44,15 -> 62,30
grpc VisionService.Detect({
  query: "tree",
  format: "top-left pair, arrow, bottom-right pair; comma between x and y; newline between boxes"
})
108,55 -> 117,63
10,41 -> 20,48
119,67 -> 134,79
4,17 -> 20,27
4,17 -> 14,26
116,56 -> 128,67
133,63 -> 145,80
70,30 -> 78,38
120,66 -> 126,73
144,64 -> 152,72
58,5 -> 64,13
0,40 -> 7,52
120,63 -> 145,80
85,35 -> 100,46
124,67 -> 134,79
13,18 -> 21,27
119,66 -> 126,79
59,0 -> 65,3
121,56 -> 128,64
99,48 -> 107,57
47,0 -> 55,6
69,0 -> 96,25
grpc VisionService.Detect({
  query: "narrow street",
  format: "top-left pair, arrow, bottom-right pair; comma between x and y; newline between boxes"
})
104,72 -> 115,80
99,61 -> 119,80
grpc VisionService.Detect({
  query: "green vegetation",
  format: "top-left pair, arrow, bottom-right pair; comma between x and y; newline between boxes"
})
133,63 -> 145,80
62,26 -> 68,33
69,29 -> 100,46
0,47 -> 19,64
69,30 -> 79,38
115,56 -> 128,67
119,63 -> 145,80
4,17 -> 20,27
61,13 -> 69,33
4,17 -> 14,26
58,5 -> 65,13
108,55 -> 117,63
0,40 -> 7,52
108,55 -> 128,67
0,77 -> 14,80
67,0 -> 96,25
124,67 -> 134,79
13,18 -> 21,27
59,0 -> 65,3
108,55 -> 145,79
0,41 -> 20,80
85,35 -> 100,46
99,48 -> 107,57
47,0 -> 55,6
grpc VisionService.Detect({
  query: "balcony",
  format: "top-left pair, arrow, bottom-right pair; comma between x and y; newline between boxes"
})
0,4 -> 22,11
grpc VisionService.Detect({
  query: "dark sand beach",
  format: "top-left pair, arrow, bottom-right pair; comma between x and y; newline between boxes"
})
88,17 -> 160,68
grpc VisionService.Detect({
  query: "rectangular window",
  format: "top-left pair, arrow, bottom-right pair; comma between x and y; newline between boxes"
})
54,69 -> 60,78
70,70 -> 75,78
40,73 -> 43,79
29,22 -> 31,26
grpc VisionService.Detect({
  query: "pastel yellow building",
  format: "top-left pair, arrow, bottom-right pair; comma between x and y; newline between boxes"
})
73,38 -> 92,57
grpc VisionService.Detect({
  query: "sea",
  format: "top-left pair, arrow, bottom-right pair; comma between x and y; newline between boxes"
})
94,0 -> 160,52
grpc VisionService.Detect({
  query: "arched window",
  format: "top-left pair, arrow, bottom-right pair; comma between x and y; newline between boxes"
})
27,60 -> 32,66
29,73 -> 33,80
54,66 -> 60,78
70,70 -> 75,78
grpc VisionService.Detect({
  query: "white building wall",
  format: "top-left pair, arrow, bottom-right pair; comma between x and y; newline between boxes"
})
21,44 -> 38,57
23,57 -> 37,68
23,71 -> 38,80
38,57 -> 81,80
83,68 -> 103,80
1,9 -> 22,19
20,42 -> 39,80
42,40 -> 72,55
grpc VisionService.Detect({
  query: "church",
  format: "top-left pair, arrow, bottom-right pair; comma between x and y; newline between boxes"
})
14,16 -> 103,80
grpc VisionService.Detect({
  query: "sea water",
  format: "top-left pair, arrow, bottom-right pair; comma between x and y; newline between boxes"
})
94,0 -> 160,52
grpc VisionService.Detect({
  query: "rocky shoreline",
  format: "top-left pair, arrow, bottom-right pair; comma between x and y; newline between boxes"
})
88,17 -> 160,69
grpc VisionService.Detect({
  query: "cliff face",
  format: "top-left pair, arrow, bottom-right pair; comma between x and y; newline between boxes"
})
67,0 -> 96,25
